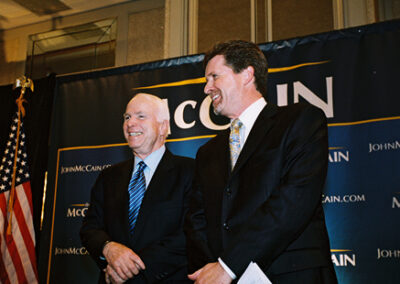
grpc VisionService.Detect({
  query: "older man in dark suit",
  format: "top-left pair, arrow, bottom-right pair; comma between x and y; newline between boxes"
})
81,93 -> 194,283
185,40 -> 337,284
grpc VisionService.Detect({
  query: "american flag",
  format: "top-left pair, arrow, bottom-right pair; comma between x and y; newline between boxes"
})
0,113 -> 38,283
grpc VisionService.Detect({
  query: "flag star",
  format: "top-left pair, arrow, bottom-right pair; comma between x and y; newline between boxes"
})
2,157 -> 6,162
9,133 -> 14,138
5,168 -> 10,174
19,169 -> 23,174
16,177 -> 21,182
20,141 -> 25,146
18,150 -> 22,154
2,176 -> 7,181
8,161 -> 12,165
0,184 -> 5,190
5,149 -> 9,154
21,161 -> 26,166
12,126 -> 16,131
7,141 -> 11,146
14,118 -> 18,123
17,158 -> 20,162
10,153 -> 14,158
25,173 -> 29,178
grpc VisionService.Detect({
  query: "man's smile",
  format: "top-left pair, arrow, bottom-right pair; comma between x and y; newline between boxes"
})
129,131 -> 143,136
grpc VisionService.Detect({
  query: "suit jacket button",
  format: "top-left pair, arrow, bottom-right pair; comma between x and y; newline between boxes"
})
223,222 -> 229,230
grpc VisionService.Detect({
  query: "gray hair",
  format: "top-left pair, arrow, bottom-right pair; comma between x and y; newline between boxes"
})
133,93 -> 170,135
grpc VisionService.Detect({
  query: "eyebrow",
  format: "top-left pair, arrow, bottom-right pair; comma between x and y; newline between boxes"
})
205,71 -> 216,78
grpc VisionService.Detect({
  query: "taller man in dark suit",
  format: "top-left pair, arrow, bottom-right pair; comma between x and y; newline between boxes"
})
185,40 -> 337,283
81,93 -> 194,283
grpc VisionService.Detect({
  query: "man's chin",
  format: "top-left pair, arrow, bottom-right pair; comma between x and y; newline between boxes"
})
212,106 -> 222,116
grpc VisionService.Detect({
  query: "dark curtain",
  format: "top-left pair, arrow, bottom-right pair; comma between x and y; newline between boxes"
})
0,74 -> 56,257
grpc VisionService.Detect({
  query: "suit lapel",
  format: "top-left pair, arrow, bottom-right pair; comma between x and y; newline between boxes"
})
217,129 -> 232,183
231,103 -> 278,176
130,150 -> 174,244
113,159 -> 134,242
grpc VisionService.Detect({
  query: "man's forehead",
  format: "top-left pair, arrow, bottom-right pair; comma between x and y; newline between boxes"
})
126,100 -> 152,112
206,55 -> 230,73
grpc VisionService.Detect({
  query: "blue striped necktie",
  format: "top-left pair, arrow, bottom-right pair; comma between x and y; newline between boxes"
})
128,161 -> 147,234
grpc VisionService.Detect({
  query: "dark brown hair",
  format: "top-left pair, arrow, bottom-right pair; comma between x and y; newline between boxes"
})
203,40 -> 268,96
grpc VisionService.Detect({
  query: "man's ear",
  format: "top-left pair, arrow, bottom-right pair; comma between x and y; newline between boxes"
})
242,66 -> 255,86
160,120 -> 169,137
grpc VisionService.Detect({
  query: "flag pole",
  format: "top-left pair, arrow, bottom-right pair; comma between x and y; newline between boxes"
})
6,76 -> 34,236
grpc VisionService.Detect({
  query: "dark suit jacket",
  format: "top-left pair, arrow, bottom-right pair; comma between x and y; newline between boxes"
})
80,149 -> 194,283
185,102 -> 337,282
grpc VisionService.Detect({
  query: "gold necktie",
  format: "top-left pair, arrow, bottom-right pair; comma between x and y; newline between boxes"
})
229,118 -> 243,169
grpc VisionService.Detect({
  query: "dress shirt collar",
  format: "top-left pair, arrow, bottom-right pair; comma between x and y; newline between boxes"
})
234,97 -> 267,143
134,145 -> 166,187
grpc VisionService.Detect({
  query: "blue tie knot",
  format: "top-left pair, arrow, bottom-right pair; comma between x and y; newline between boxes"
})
137,161 -> 146,172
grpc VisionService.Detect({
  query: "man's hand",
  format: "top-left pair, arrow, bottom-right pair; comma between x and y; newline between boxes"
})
103,241 -> 145,281
188,262 -> 232,284
104,265 -> 125,284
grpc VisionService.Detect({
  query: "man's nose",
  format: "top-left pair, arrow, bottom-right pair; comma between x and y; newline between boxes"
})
204,80 -> 214,95
126,117 -> 137,127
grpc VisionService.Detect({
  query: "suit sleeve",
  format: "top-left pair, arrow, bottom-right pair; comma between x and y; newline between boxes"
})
80,171 -> 111,269
184,159 -> 215,273
221,105 -> 329,275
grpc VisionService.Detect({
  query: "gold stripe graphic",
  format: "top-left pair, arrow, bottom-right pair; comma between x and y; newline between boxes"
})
135,77 -> 206,89
134,60 -> 330,90
328,116 -> 400,127
57,135 -> 216,152
268,60 -> 330,73
167,135 -> 216,142
59,143 -> 128,152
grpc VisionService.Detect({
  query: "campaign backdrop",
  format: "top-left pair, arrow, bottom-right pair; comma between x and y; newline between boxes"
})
39,20 -> 400,283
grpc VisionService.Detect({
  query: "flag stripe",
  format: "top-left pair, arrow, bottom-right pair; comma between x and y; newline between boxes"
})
17,183 -> 36,246
0,250 -> 11,284
21,183 -> 36,251
7,233 -> 28,283
22,181 -> 34,216
0,193 -> 23,284
10,211 -> 36,283
0,193 -> 12,284
13,185 -> 38,280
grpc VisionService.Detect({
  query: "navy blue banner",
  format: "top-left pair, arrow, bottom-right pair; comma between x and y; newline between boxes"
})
39,20 -> 400,283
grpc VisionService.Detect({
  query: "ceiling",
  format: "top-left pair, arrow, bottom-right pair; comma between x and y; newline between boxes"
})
0,0 -> 133,30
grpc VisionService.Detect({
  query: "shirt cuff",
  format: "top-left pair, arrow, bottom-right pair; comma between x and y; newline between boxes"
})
218,257 -> 236,280
100,240 -> 111,261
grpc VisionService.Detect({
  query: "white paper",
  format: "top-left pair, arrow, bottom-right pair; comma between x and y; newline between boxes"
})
237,261 -> 272,284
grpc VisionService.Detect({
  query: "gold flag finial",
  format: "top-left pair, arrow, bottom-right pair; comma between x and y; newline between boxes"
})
13,76 -> 34,118
13,76 -> 34,92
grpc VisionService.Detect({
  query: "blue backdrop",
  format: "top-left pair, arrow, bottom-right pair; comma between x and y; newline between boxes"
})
39,20 -> 400,283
